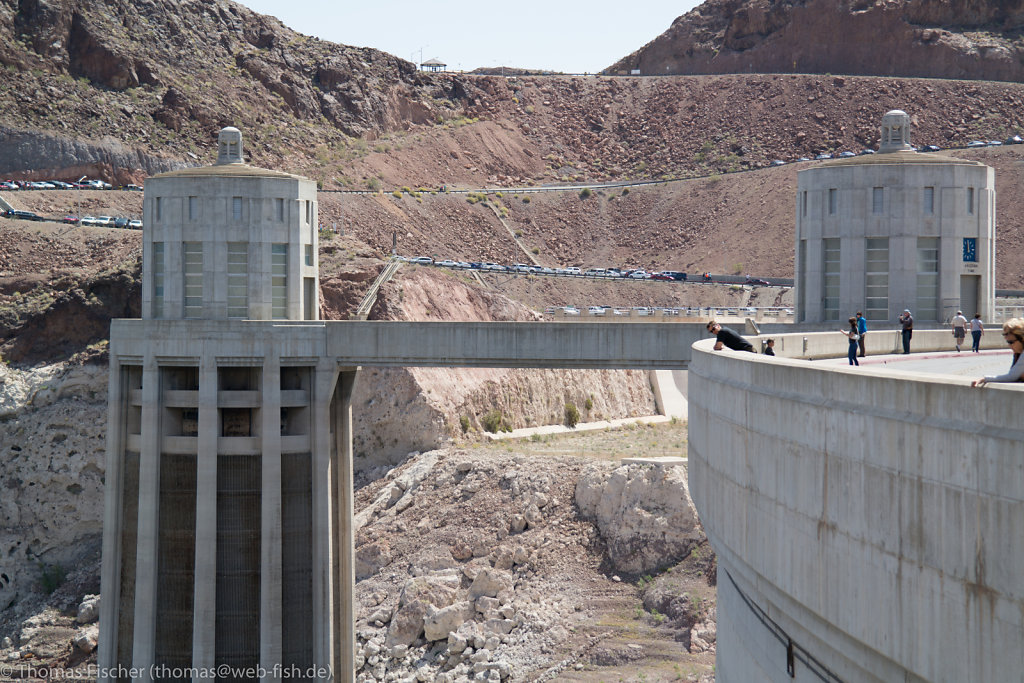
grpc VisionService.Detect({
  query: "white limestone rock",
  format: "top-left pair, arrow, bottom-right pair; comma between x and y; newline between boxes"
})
467,569 -> 513,600
385,576 -> 460,647
423,601 -> 475,641
73,625 -> 99,653
575,462 -> 703,574
76,595 -> 100,624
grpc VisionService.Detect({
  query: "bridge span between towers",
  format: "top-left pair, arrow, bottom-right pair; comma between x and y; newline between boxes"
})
99,318 -> 704,683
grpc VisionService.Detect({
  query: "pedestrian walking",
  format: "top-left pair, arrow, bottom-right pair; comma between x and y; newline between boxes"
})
856,311 -> 867,357
970,313 -> 984,352
951,310 -> 967,352
898,309 -> 914,354
840,317 -> 860,366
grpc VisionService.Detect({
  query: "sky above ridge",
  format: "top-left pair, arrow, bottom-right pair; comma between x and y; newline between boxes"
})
236,1 -> 702,74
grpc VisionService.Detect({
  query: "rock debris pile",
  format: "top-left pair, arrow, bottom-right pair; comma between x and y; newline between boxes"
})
350,449 -> 714,681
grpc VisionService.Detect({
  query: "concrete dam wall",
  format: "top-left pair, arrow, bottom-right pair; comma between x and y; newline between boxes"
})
688,330 -> 1024,682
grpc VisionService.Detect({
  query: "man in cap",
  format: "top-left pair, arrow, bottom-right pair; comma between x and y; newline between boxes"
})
951,310 -> 968,352
898,309 -> 914,354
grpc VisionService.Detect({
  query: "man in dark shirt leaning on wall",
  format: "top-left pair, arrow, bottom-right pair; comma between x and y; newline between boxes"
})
706,320 -> 755,352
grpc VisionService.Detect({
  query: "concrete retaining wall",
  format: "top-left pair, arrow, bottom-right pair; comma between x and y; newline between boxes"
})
688,333 -> 1024,682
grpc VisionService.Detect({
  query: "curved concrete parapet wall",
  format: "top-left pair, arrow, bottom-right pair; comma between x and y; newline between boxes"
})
688,332 -> 1024,682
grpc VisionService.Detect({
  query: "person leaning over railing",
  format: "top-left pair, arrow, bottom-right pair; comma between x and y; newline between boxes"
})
972,317 -> 1024,386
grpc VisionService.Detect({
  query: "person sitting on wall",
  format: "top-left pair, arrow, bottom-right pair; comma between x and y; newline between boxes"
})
763,338 -> 776,356
707,320 -> 754,352
972,317 -> 1024,386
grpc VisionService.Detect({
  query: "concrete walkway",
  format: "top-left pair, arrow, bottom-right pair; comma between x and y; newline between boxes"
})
485,369 -> 688,441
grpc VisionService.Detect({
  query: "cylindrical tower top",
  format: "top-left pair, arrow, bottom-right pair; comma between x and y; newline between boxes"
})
879,110 -> 912,153
217,127 -> 244,164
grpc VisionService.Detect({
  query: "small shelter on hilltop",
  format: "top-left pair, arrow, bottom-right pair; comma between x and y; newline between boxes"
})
420,58 -> 446,72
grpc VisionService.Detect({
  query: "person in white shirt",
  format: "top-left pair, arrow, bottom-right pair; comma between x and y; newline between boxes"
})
951,310 -> 968,352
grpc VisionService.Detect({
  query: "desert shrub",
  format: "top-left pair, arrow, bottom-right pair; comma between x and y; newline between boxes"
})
621,187 -> 630,196
564,402 -> 580,428
365,177 -> 381,191
584,396 -> 593,411
515,230 -> 523,237
531,247 -> 539,254
579,188 -> 592,199
459,415 -> 470,433
391,190 -> 402,198
481,410 -> 504,433
38,562 -> 67,594
522,195 -> 531,204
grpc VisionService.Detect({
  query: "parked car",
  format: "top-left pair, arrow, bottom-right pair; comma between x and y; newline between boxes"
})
61,215 -> 80,224
745,276 -> 770,286
587,306 -> 606,316
49,180 -> 74,189
410,256 -> 433,265
125,184 -> 144,191
613,308 -> 631,316
838,151 -> 856,158
562,306 -> 580,316
512,263 -> 534,273
967,140 -> 987,148
27,181 -> 55,189
628,270 -> 648,279
563,266 -> 581,275
436,259 -> 458,267
114,217 -> 130,229
922,145 -> 942,152
858,149 -> 876,156
79,216 -> 99,226
95,216 -> 115,228
0,180 -> 19,190
632,307 -> 652,316
128,219 -> 143,230
814,153 -> 833,160
662,271 -> 687,281
4,209 -> 45,221
796,157 -> 811,162
1005,135 -> 1023,145
649,272 -> 673,281
769,160 -> 786,167
987,140 -> 1003,146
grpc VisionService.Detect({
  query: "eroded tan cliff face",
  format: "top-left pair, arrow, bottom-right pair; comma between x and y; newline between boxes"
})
607,0 -> 1024,82
349,267 -> 658,469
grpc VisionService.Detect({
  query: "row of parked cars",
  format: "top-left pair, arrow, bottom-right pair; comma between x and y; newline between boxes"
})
769,135 -> 1024,166
398,256 -> 693,281
550,305 -> 794,317
1,209 -> 141,229
0,178 -> 140,191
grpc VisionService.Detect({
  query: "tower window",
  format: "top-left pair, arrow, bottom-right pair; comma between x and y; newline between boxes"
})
272,244 -> 287,319
872,187 -> 883,215
227,243 -> 248,319
232,197 -> 243,221
828,189 -> 837,215
183,242 -> 203,318
923,187 -> 934,215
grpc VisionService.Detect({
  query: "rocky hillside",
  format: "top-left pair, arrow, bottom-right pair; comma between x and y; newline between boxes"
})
5,1 -> 1024,191
0,0 -> 482,182
607,0 -> 1024,81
